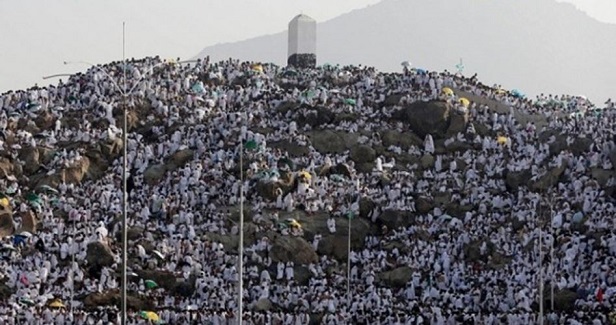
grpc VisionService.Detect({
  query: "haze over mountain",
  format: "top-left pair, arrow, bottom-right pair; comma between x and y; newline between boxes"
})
196,0 -> 616,102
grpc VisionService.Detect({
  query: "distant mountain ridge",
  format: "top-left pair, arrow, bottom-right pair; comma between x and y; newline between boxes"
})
195,0 -> 616,102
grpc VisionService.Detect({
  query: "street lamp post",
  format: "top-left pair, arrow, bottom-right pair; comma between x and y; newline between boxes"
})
238,134 -> 244,325
44,23 -> 165,325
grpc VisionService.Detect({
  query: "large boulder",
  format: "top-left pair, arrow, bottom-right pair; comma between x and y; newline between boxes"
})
296,106 -> 334,128
378,210 -> 415,230
323,163 -> 353,178
143,164 -> 166,185
309,130 -> 346,154
349,145 -> 376,164
505,169 -> 532,191
19,210 -> 37,234
19,146 -> 40,174
86,241 -> 116,269
0,210 -> 15,238
83,290 -> 154,310
446,110 -> 469,136
378,266 -> 413,288
165,149 -> 194,171
253,298 -> 273,311
99,137 -> 124,157
380,130 -> 422,150
420,154 -> 435,169
393,100 -> 452,139
317,236 -> 350,260
269,140 -> 310,158
591,168 -> 615,188
0,158 -> 20,178
270,235 -> 318,265
135,270 -> 177,292
531,165 -> 566,192
415,197 -> 434,215
255,181 -> 283,201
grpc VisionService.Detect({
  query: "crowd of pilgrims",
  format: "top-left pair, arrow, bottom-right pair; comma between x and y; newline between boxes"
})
0,56 -> 615,324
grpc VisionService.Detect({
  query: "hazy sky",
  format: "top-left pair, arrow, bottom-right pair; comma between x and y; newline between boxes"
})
0,0 -> 613,93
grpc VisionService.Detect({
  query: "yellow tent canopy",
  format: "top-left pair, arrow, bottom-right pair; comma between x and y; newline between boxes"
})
48,300 -> 65,308
459,98 -> 470,107
442,87 -> 454,96
497,136 -> 509,145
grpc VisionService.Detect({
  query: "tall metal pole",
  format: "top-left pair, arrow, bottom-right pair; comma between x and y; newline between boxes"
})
347,208 -> 351,310
538,199 -> 544,325
549,198 -> 555,311
238,136 -> 244,325
70,216 -> 75,319
121,21 -> 128,325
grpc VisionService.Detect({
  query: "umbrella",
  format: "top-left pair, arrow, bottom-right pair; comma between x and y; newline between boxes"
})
37,185 -> 59,194
152,250 -> 165,260
497,136 -> 509,145
19,231 -> 33,238
401,61 -> 411,67
48,299 -> 65,308
415,68 -> 427,74
298,171 -> 312,180
511,89 -> 525,98
330,174 -> 345,183
441,87 -> 454,96
140,311 -> 160,322
278,158 -> 295,170
251,64 -> 264,73
459,98 -> 471,107
26,103 -> 41,111
19,297 -> 35,306
244,139 -> 258,151
286,218 -> 301,228
145,280 -> 158,289
25,192 -> 40,201
0,197 -> 9,208
1,244 -> 16,251
345,98 -> 356,106
572,212 -> 584,223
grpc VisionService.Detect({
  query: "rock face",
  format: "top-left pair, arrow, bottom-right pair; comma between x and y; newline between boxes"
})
531,165 -> 566,191
19,211 -> 37,234
83,290 -> 154,310
288,54 -> 316,69
270,235 -> 318,265
19,146 -> 40,174
135,270 -> 179,292
0,209 -> 14,238
393,100 -> 466,139
143,149 -> 195,185
378,210 -> 416,230
505,169 -> 532,191
350,145 -> 376,164
378,266 -> 412,288
86,241 -> 116,270
253,298 -> 273,311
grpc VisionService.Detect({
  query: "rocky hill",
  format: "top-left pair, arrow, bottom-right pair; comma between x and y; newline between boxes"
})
0,57 -> 615,322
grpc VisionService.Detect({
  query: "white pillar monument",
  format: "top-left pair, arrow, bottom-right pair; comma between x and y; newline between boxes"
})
288,14 -> 317,68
